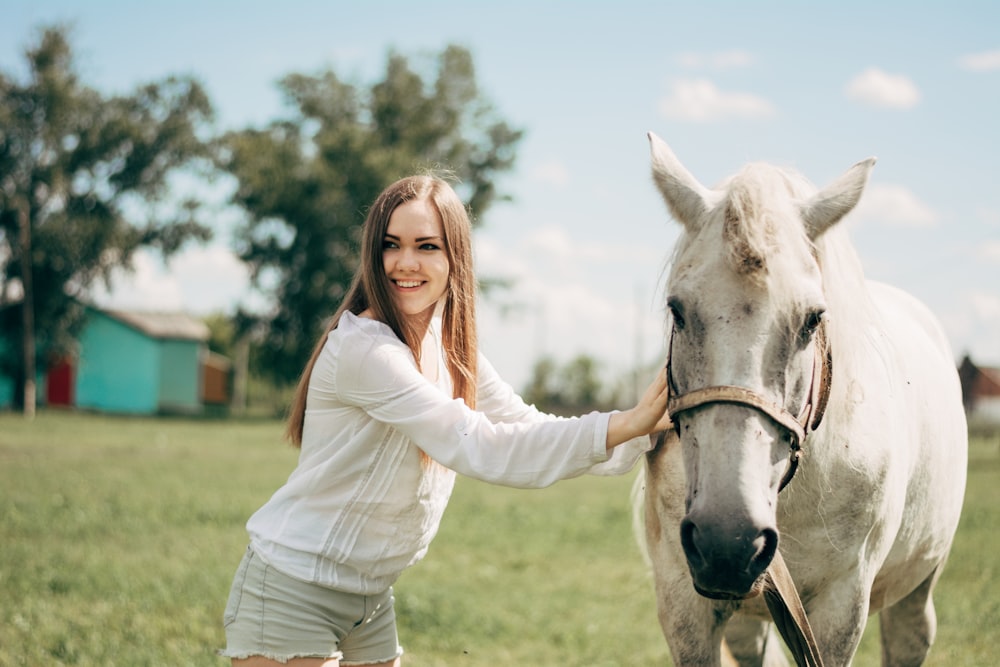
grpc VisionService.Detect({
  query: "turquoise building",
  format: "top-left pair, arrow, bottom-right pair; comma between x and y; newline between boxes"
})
0,306 -> 230,415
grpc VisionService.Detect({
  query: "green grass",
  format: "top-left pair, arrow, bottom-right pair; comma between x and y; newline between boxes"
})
0,411 -> 997,666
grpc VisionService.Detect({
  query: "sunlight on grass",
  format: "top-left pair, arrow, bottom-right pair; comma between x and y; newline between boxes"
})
1,411 -> 996,665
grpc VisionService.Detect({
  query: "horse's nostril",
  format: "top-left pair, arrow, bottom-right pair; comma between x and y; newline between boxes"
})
680,516 -> 778,597
679,518 -> 704,569
749,527 -> 779,574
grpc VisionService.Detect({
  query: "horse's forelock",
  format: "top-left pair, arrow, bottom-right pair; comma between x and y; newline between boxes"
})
715,164 -> 878,379
718,165 -> 814,281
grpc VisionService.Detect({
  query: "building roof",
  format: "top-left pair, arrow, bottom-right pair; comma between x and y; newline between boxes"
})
974,365 -> 1000,398
102,309 -> 210,342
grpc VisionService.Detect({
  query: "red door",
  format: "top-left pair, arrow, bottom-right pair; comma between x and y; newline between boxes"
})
47,357 -> 75,406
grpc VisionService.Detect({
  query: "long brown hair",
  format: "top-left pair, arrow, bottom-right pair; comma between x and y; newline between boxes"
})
285,175 -> 479,446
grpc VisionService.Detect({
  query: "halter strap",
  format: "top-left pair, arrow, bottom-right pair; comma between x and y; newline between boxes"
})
666,322 -> 831,492
669,385 -> 806,444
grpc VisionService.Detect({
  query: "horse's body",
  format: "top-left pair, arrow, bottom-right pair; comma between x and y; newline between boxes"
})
639,133 -> 967,666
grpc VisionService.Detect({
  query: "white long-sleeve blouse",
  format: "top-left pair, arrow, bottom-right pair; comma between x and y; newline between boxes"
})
246,311 -> 650,595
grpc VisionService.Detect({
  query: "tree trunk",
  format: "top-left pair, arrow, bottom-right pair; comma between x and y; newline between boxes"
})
18,199 -> 36,419
231,335 -> 249,416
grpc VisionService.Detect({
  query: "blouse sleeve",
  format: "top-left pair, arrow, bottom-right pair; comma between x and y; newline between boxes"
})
586,434 -> 654,475
335,330 -> 612,488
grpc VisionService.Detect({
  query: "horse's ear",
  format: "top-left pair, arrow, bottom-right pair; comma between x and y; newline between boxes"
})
801,157 -> 877,240
649,132 -> 713,232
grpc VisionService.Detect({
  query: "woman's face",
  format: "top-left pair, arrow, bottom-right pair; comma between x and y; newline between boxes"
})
382,198 -> 451,322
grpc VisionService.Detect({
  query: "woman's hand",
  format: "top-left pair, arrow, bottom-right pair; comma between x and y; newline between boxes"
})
606,365 -> 671,450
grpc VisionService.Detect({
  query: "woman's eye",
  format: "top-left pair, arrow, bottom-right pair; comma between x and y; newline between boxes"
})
382,240 -> 398,250
420,243 -> 441,251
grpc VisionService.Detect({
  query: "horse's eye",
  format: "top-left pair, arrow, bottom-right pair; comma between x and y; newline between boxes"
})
800,309 -> 825,341
668,297 -> 686,330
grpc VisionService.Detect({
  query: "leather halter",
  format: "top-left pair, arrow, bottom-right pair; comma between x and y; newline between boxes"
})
665,321 -> 832,492
665,323 -> 834,666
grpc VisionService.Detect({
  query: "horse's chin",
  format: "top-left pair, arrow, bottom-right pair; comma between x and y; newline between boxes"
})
693,575 -> 767,601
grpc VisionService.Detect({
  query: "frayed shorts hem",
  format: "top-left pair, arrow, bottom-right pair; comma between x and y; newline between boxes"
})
216,648 -> 404,665
342,650 -> 404,666
216,649 -> 344,663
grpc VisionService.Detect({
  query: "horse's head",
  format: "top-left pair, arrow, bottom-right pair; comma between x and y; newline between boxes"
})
648,132 -> 875,600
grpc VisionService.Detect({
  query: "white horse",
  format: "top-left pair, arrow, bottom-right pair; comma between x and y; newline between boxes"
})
637,133 -> 967,666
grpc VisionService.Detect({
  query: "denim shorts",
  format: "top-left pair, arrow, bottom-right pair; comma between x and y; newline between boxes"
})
219,547 -> 403,665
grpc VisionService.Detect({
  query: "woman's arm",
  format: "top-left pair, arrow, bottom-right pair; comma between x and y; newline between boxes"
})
333,322 -> 669,487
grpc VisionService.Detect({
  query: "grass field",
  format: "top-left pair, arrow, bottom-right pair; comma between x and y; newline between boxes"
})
1,411 -> 997,666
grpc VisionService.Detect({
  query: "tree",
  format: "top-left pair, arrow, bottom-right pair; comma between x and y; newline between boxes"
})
522,354 -> 616,415
0,25 -> 215,414
523,356 -> 562,412
560,355 -> 605,409
219,45 -> 523,384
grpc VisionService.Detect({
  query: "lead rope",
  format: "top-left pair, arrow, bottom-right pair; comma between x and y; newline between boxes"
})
764,552 -> 826,667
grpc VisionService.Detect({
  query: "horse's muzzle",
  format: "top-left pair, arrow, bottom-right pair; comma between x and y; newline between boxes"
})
680,517 -> 778,599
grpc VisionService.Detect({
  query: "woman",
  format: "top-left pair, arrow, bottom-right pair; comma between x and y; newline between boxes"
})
220,175 -> 670,666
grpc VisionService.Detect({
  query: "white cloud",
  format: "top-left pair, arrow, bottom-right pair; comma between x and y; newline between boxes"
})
845,68 -> 921,109
676,50 -> 755,69
473,227 -> 670,391
474,234 -> 533,280
91,244 -> 259,315
853,183 -> 938,227
969,291 -> 1000,320
958,49 -> 1000,72
90,251 -> 185,311
522,226 -> 664,266
659,78 -> 775,122
979,241 -> 1000,263
975,206 -> 1000,226
168,245 -> 256,314
530,160 -> 570,187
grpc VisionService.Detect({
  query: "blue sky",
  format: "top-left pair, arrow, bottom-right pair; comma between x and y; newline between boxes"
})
4,1 -> 999,392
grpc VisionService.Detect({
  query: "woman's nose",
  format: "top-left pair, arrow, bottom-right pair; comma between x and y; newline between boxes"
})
397,248 -> 419,270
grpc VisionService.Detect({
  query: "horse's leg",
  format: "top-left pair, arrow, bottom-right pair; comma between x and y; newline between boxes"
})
724,616 -> 789,667
793,582 -> 870,666
878,564 -> 942,667
645,437 -> 731,666
652,579 -> 732,667
646,496 -> 732,665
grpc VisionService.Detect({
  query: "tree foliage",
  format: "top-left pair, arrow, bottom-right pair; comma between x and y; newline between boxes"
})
0,25 -> 215,408
219,45 -> 523,384
522,354 -> 618,415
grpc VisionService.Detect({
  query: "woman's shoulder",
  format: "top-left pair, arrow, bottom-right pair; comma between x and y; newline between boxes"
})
327,311 -> 411,366
324,311 -> 420,396
333,311 -> 397,344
